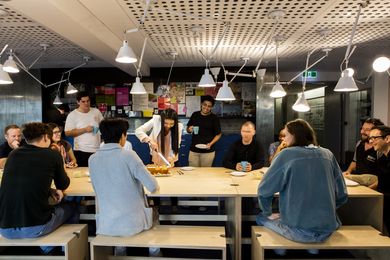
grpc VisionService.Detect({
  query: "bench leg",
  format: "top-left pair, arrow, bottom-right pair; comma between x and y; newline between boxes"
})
251,229 -> 264,260
65,225 -> 88,260
91,245 -> 113,260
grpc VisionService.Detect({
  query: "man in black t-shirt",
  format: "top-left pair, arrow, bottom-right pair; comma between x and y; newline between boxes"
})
223,121 -> 265,171
187,95 -> 221,167
0,122 -> 76,245
343,118 -> 384,177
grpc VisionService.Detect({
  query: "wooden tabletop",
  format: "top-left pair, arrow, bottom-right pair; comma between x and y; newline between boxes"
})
64,167 -> 383,198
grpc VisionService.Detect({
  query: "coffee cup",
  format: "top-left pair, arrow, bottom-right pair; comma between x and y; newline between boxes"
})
240,161 -> 248,172
192,126 -> 199,135
92,126 -> 99,135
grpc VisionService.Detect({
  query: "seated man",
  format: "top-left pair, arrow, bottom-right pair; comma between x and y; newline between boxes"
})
369,125 -> 390,235
0,124 -> 26,168
222,121 -> 265,172
88,119 -> 160,256
0,123 -> 76,243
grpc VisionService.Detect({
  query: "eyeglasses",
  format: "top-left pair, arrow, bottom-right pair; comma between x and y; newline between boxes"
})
368,135 -> 384,141
53,131 -> 61,135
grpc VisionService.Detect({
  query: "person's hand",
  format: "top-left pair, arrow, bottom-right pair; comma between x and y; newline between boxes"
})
267,213 -> 280,220
149,140 -> 158,152
236,163 -> 243,172
66,161 -> 78,168
85,125 -> 94,133
50,189 -> 64,204
10,140 -> 20,149
205,143 -> 211,150
369,180 -> 378,190
246,163 -> 252,172
342,171 -> 351,176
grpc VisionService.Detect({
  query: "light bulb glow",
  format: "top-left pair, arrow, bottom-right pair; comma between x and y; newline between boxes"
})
373,57 -> 390,72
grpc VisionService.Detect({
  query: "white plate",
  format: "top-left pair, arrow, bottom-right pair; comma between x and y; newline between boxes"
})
195,144 -> 208,149
344,178 -> 359,187
230,171 -> 247,177
181,166 -> 195,171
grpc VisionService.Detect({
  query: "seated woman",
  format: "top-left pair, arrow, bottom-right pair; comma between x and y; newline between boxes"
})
257,119 -> 348,255
48,123 -> 77,168
135,108 -> 183,166
268,128 -> 286,164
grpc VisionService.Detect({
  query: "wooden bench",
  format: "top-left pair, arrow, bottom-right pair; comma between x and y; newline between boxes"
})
90,225 -> 226,260
0,224 -> 88,260
251,225 -> 390,260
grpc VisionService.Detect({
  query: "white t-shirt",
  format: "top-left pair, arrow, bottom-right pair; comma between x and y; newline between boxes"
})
65,108 -> 103,153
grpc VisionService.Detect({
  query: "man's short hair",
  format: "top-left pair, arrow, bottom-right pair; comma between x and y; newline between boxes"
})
201,95 -> 215,106
4,124 -> 20,135
76,91 -> 90,101
372,125 -> 390,138
242,121 -> 255,130
99,119 -> 129,144
22,122 -> 52,143
364,118 -> 384,127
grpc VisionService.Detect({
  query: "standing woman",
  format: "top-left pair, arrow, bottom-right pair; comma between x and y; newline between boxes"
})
47,123 -> 78,168
257,119 -> 347,254
136,108 -> 183,166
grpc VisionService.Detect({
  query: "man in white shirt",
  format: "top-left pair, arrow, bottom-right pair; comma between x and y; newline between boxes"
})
65,91 -> 103,166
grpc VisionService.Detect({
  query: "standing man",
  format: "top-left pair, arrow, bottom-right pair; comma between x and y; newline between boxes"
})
0,124 -> 25,169
343,118 -> 384,176
187,95 -> 221,167
369,125 -> 390,235
65,91 -> 103,166
0,123 -> 75,243
223,121 -> 265,171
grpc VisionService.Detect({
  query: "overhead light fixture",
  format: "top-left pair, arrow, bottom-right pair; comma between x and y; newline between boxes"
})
165,51 -> 177,86
66,82 -> 78,94
115,40 -> 137,63
198,67 -> 216,87
210,67 -> 221,81
130,38 -> 147,94
0,64 -> 13,84
3,51 -> 19,73
269,35 -> 286,98
334,68 -> 358,92
292,92 -> 310,112
372,56 -> 390,73
216,80 -> 235,101
53,94 -> 62,105
334,1 -> 369,92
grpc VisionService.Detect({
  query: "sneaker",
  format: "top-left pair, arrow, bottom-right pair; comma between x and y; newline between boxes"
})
307,249 -> 319,255
273,249 -> 287,256
149,247 -> 162,257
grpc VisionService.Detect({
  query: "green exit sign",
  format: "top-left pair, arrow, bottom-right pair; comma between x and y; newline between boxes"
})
303,71 -> 317,79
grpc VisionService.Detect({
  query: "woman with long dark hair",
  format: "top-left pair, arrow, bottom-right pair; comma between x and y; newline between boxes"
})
136,108 -> 183,166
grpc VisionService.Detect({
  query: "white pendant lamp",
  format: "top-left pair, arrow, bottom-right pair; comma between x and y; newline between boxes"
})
269,81 -> 286,98
0,64 -> 13,84
198,68 -> 216,87
292,92 -> 310,112
115,40 -> 137,63
66,82 -> 78,94
53,94 -> 62,105
372,56 -> 390,72
334,68 -> 358,92
130,76 -> 147,94
269,35 -> 286,98
3,55 -> 19,73
216,80 -> 235,101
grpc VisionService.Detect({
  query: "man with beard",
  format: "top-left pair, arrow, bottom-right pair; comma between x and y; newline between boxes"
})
343,118 -> 384,179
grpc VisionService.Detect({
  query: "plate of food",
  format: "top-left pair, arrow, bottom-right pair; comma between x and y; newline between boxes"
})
146,164 -> 172,177
344,178 -> 359,187
230,171 -> 247,177
195,144 -> 208,149
181,166 -> 195,171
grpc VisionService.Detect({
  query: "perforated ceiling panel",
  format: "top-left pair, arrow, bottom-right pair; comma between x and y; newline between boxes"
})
0,3 -> 107,69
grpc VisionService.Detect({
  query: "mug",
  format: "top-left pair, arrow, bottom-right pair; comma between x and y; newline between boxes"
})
193,126 -> 199,135
240,161 -> 248,172
92,126 -> 99,135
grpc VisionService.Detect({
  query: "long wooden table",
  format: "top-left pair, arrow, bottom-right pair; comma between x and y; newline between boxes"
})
65,167 -> 384,260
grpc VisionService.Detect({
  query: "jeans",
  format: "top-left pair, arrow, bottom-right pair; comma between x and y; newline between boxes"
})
256,213 -> 332,243
0,202 -> 77,254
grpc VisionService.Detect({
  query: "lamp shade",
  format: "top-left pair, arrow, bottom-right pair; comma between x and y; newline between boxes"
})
292,92 -> 310,112
334,69 -> 358,92
115,40 -> 137,63
269,81 -> 286,98
53,94 -> 62,105
198,69 -> 216,87
216,80 -> 235,101
372,57 -> 390,72
0,64 -> 13,84
3,56 -> 19,73
66,82 -> 78,94
130,76 -> 147,94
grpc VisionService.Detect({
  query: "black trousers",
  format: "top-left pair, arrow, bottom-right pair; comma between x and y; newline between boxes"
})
74,150 -> 94,167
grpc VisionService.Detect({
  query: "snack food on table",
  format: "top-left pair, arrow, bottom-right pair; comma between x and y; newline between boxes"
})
146,164 -> 171,175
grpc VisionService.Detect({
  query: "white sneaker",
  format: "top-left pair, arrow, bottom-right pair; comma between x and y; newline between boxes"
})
149,247 -> 162,257
307,248 -> 319,255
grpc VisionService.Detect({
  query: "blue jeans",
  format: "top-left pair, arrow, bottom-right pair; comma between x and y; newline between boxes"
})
256,213 -> 332,243
0,203 -> 77,253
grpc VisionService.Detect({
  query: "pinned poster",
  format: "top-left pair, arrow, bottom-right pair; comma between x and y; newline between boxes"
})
116,87 -> 129,106
158,96 -> 170,110
185,95 -> 201,117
